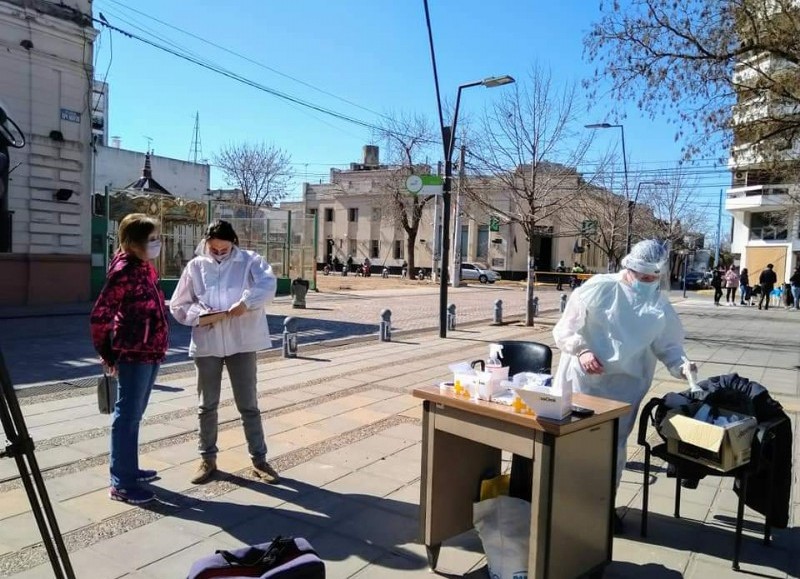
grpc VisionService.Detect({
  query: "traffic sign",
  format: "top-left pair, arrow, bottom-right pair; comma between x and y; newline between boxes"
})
406,174 -> 443,196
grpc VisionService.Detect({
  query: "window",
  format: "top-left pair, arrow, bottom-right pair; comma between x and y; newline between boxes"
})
372,207 -> 381,222
307,208 -> 317,217
370,239 -> 379,258
393,240 -> 403,259
477,225 -> 489,259
459,225 -> 468,260
348,239 -> 357,256
324,208 -> 334,222
348,208 -> 359,222
749,211 -> 788,240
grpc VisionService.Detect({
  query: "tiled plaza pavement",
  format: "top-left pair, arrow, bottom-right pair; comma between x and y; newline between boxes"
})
0,297 -> 797,578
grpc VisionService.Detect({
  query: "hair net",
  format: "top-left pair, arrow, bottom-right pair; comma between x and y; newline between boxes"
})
620,240 -> 668,276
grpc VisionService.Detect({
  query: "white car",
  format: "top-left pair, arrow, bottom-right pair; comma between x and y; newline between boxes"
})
460,262 -> 498,284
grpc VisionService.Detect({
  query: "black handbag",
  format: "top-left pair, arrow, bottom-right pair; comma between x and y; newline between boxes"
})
97,374 -> 118,414
187,536 -> 325,579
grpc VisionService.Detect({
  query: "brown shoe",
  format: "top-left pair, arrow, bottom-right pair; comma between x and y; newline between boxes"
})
190,458 -> 217,484
252,461 -> 280,483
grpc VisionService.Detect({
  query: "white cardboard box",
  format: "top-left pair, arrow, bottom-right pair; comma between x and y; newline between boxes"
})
514,385 -> 572,420
659,409 -> 757,472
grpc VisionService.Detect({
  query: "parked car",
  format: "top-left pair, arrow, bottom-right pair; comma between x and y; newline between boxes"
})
681,270 -> 709,289
460,262 -> 498,284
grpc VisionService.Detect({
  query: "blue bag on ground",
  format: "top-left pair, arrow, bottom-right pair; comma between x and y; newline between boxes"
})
187,536 -> 325,579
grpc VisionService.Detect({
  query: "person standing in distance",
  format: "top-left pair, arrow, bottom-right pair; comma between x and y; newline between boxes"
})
90,213 -> 168,505
170,220 -> 279,484
758,263 -> 778,311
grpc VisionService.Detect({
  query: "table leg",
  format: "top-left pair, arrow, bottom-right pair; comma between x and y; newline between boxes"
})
425,543 -> 441,571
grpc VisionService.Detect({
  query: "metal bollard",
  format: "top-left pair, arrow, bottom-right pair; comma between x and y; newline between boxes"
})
447,303 -> 456,331
532,296 -> 539,317
282,316 -> 298,358
381,267 -> 389,278
379,309 -> 392,342
493,299 -> 503,325
560,293 -> 568,313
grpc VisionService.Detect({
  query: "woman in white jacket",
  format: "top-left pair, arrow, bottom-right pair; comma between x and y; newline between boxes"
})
171,220 -> 279,485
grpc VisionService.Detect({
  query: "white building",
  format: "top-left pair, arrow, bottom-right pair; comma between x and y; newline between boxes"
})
94,144 -> 210,200
91,80 -> 108,147
0,0 -> 96,306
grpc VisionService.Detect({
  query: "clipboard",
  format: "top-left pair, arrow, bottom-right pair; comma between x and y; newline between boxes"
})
198,311 -> 227,326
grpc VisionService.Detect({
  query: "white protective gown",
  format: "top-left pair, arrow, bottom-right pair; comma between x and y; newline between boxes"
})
552,272 -> 687,486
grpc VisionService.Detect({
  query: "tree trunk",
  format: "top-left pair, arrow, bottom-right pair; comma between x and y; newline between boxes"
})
406,232 -> 417,274
525,234 -> 536,326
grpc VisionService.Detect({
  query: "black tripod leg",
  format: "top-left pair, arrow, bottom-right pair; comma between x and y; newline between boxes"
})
0,349 -> 74,578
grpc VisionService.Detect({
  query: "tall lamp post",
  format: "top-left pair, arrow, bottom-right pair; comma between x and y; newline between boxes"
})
585,123 -> 629,251
630,180 -> 669,252
438,75 -> 515,337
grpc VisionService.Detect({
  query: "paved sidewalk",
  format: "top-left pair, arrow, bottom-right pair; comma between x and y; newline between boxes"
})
0,298 -> 796,578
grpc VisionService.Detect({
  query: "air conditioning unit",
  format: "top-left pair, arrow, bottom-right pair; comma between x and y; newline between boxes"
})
733,170 -> 747,186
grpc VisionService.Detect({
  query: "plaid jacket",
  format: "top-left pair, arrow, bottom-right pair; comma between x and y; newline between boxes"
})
90,252 -> 169,365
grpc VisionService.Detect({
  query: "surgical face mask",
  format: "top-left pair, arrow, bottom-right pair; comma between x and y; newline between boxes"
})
146,240 -> 162,260
631,278 -> 660,300
209,244 -> 232,262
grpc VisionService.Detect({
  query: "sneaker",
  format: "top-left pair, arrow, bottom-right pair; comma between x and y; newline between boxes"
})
109,486 -> 155,504
137,469 -> 158,483
190,458 -> 217,485
252,461 -> 280,483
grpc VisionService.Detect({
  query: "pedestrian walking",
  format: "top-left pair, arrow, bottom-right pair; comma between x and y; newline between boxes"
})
724,265 -> 740,305
711,270 -> 723,306
170,220 -> 280,485
90,213 -> 169,505
790,266 -> 800,311
758,263 -> 778,310
555,260 -> 566,291
739,268 -> 750,306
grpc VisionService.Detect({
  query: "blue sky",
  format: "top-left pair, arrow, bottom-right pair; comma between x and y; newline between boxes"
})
92,0 -> 729,216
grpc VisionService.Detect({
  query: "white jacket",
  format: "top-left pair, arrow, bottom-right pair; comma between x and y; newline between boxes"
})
170,245 -> 277,358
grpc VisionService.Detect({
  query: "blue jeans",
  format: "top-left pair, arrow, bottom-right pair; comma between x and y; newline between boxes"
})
792,286 -> 800,309
110,362 -> 159,489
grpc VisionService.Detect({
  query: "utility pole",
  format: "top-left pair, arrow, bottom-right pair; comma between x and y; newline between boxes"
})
452,145 -> 466,288
189,111 -> 203,163
714,188 -> 723,267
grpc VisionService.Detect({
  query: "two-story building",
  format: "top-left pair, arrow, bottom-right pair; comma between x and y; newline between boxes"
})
0,0 -> 96,305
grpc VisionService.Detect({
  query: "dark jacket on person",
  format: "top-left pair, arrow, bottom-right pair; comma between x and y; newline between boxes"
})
90,252 -> 169,365
739,271 -> 749,287
759,268 -> 778,288
710,271 -> 722,289
657,373 -> 792,528
790,269 -> 800,287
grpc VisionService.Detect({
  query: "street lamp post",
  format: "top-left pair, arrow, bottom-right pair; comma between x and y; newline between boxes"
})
585,123 -> 629,251
438,75 -> 515,337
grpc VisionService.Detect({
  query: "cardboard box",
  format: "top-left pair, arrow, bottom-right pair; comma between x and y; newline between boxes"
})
514,385 -> 572,420
659,409 -> 757,472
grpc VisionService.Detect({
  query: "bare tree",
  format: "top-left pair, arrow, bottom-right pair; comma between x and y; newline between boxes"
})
214,142 -> 293,209
467,65 -> 596,325
584,0 -> 800,165
374,113 -> 439,274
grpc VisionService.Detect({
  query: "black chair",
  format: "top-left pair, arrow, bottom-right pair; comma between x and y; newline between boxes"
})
495,340 -> 553,501
637,397 -> 785,571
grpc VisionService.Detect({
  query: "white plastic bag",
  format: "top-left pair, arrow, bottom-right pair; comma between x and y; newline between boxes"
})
473,496 -> 530,579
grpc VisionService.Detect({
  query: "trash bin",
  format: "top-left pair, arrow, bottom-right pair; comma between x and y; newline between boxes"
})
291,278 -> 310,309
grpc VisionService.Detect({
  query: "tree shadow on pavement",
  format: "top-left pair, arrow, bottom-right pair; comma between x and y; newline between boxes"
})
620,508 -> 797,577
604,562 -> 683,578
145,473 -> 483,574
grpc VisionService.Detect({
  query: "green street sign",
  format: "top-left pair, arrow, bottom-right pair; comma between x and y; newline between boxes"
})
489,216 -> 500,232
405,174 -> 444,196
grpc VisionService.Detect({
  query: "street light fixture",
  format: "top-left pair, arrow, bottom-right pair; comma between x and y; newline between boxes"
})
585,123 -> 629,250
438,75 -> 515,337
630,180 -> 670,252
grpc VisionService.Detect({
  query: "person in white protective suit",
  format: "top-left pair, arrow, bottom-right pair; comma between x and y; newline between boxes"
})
552,240 -> 695,533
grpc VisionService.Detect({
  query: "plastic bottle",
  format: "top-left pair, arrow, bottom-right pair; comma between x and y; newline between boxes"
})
682,356 -> 701,394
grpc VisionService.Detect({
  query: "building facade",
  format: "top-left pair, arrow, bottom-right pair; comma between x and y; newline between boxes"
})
282,147 -> 609,278
94,144 -> 211,200
725,7 -> 800,284
0,0 -> 96,305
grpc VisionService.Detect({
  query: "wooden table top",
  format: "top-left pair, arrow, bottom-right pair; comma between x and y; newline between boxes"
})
413,385 -> 631,437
